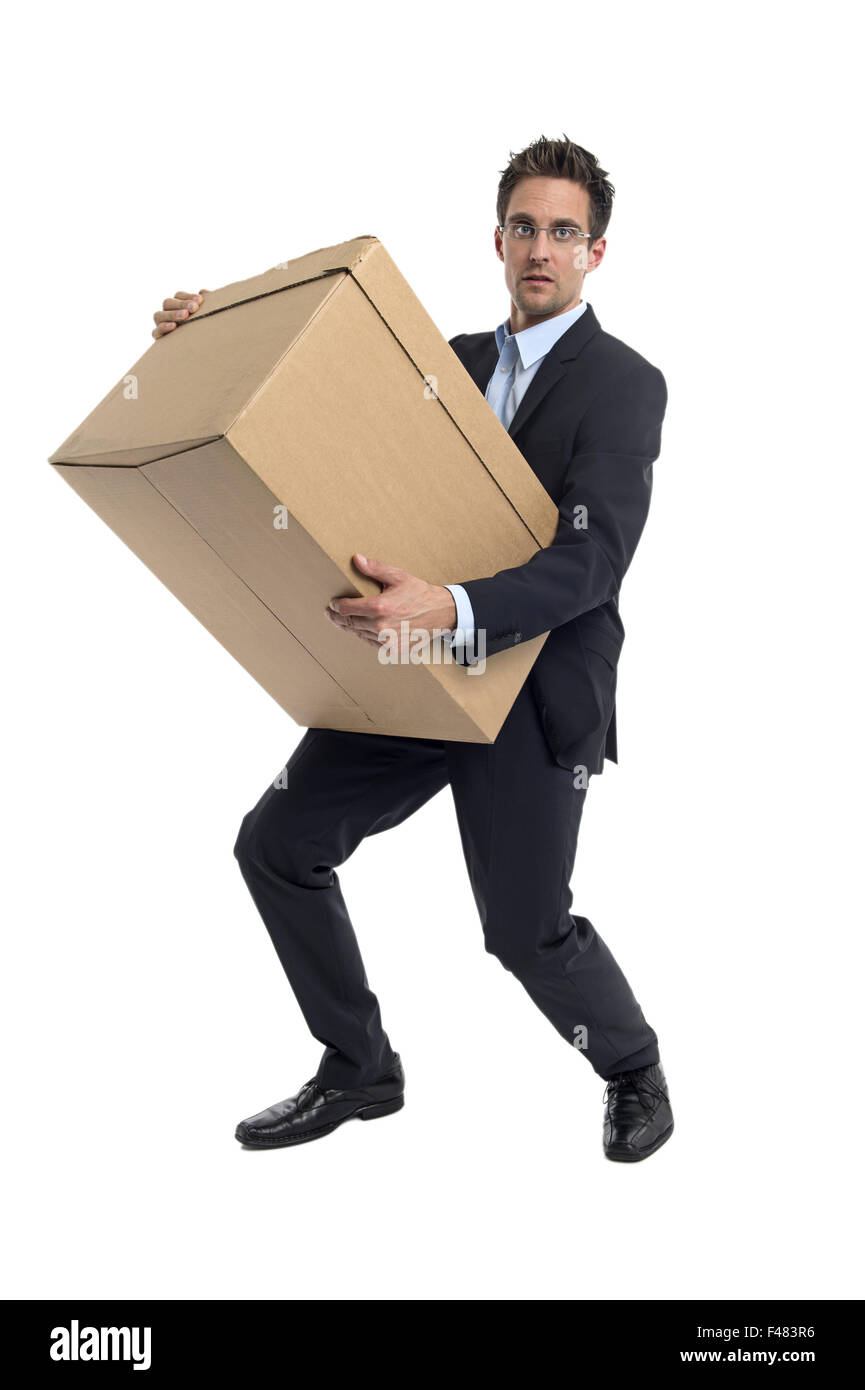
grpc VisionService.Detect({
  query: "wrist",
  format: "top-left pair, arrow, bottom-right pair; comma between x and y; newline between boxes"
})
437,584 -> 458,630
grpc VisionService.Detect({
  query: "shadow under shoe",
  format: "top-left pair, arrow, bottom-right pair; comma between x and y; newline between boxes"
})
602,1061 -> 673,1163
235,1054 -> 405,1149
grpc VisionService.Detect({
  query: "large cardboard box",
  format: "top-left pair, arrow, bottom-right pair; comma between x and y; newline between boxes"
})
49,235 -> 559,742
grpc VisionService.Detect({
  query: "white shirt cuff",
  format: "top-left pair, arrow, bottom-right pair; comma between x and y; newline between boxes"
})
442,583 -> 476,654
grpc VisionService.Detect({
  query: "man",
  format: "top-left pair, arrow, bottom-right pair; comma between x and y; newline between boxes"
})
152,135 -> 672,1162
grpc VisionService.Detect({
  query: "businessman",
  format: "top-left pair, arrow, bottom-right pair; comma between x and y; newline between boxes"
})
153,135 -> 673,1161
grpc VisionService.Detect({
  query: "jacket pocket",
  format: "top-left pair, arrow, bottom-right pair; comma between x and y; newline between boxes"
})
577,615 -> 621,663
576,627 -> 618,716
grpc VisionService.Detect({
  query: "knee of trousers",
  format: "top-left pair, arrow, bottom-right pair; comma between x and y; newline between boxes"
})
232,810 -> 254,865
232,807 -> 323,888
481,926 -> 540,977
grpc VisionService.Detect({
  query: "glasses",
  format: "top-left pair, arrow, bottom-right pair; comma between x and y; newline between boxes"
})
498,221 -> 591,246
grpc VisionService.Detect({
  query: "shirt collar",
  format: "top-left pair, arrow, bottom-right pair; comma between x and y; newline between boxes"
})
495,299 -> 588,369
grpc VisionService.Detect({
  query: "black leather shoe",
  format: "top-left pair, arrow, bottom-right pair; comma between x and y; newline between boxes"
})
602,1061 -> 673,1162
235,1054 -> 405,1149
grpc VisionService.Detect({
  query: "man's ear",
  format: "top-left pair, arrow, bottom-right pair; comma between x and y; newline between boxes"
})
587,236 -> 607,272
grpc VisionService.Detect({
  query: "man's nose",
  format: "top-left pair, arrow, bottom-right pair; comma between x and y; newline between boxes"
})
528,231 -> 554,258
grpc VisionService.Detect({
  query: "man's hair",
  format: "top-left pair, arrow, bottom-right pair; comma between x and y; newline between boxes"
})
496,135 -> 615,245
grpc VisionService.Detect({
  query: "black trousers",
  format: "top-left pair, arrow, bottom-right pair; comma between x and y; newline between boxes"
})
233,678 -> 660,1089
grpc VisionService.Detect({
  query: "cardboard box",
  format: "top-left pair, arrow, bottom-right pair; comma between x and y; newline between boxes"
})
49,235 -> 559,743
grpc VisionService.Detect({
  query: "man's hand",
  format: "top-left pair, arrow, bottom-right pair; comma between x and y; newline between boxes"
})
326,554 -> 458,653
152,289 -> 211,339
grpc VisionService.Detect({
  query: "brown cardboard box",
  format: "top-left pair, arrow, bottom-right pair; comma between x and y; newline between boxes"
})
49,235 -> 559,742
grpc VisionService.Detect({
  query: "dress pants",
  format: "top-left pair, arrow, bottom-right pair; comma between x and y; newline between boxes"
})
233,677 -> 660,1089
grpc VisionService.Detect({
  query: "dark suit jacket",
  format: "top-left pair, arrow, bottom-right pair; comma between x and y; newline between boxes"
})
447,303 -> 668,776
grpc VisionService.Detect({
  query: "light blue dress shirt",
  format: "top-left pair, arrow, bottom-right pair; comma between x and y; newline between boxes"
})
444,299 -> 589,649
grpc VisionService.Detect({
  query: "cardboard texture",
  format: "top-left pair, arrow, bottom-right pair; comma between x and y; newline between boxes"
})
49,235 -> 559,742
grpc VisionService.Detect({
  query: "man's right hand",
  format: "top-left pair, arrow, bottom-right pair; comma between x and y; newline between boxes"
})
152,289 -> 210,340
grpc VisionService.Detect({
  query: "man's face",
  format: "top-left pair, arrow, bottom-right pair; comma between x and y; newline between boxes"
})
495,175 -> 606,332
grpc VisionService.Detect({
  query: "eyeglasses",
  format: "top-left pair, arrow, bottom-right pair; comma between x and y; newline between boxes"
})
498,221 -> 591,245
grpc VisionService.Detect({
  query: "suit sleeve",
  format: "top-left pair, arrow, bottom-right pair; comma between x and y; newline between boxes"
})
451,360 -> 668,663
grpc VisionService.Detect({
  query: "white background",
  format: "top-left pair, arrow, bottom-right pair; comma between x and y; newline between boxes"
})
2,0 -> 861,1301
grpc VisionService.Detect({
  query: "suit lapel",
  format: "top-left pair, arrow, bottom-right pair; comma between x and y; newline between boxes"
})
463,339 -> 500,396
506,303 -> 600,439
455,303 -> 601,439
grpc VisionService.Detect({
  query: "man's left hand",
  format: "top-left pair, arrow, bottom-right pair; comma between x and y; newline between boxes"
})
325,553 -> 458,652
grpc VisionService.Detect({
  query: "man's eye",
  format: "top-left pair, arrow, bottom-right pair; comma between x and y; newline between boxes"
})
515,224 -> 534,237
554,227 -> 576,240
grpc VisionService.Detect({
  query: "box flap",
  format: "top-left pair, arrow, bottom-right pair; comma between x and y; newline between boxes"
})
185,235 -> 381,321
49,272 -> 345,467
211,235 -> 559,551
348,241 -> 559,549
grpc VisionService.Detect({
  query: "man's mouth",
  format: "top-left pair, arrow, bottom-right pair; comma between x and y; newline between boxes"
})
523,275 -> 552,283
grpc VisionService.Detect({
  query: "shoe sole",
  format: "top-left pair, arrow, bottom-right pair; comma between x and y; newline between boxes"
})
604,1118 -> 674,1163
235,1093 -> 404,1148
